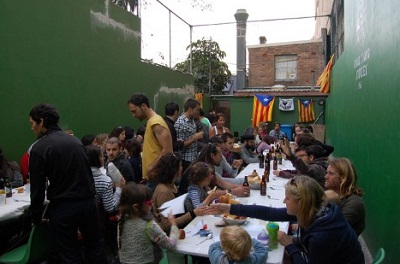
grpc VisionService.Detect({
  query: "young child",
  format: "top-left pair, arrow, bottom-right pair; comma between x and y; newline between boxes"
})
184,162 -> 219,212
209,226 -> 268,264
118,183 -> 179,264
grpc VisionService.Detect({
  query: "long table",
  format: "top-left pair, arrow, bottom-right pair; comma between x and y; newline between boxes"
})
175,160 -> 294,264
0,189 -> 31,222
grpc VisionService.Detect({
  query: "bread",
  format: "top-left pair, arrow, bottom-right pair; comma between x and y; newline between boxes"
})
179,229 -> 186,239
248,175 -> 261,184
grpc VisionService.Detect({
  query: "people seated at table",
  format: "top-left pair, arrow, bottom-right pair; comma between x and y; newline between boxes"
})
296,133 -> 334,157
109,126 -> 126,148
325,158 -> 366,236
209,113 -> 230,137
238,134 -> 259,165
277,142 -> 328,188
253,123 -> 265,146
209,225 -> 268,264
188,144 -> 249,197
209,136 -> 242,179
184,162 -> 219,212
211,176 -> 365,264
119,183 -> 179,264
221,132 -> 242,167
273,147 -> 308,178
0,146 -> 23,188
105,137 -> 135,182
81,134 -> 96,146
86,145 -> 125,262
256,135 -> 275,154
269,122 -> 286,140
124,138 -> 143,183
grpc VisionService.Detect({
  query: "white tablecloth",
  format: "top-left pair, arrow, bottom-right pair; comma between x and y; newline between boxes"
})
0,190 -> 31,222
175,161 -> 294,264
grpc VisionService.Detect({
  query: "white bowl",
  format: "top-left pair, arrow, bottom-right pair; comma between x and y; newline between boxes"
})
221,214 -> 248,225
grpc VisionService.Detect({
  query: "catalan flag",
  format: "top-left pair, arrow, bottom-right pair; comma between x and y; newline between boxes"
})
317,54 -> 335,93
252,94 -> 275,127
298,99 -> 315,122
195,93 -> 203,108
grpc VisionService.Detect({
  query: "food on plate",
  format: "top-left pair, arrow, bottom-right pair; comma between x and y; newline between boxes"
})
247,175 -> 261,184
17,187 -> 24,193
179,229 -> 186,239
218,194 -> 240,204
221,213 -> 248,225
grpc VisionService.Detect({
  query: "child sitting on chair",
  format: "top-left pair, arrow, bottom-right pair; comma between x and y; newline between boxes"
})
208,226 -> 268,264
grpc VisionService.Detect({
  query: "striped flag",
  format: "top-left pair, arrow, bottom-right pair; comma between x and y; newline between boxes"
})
298,99 -> 315,122
195,93 -> 203,108
317,54 -> 335,93
252,94 -> 275,127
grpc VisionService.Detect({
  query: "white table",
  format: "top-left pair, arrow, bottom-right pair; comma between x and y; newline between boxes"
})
0,189 -> 31,222
175,161 -> 294,264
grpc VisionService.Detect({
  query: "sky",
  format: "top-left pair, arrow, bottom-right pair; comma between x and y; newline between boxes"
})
140,0 -> 316,74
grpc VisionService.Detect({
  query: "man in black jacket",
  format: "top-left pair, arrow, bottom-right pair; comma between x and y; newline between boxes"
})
28,103 -> 106,263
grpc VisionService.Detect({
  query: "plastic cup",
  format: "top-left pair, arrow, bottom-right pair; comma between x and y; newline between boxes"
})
266,222 -> 279,249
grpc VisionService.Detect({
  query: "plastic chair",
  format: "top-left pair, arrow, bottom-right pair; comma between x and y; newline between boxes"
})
372,248 -> 385,264
0,222 -> 53,264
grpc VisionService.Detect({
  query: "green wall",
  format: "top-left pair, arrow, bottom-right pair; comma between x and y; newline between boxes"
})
326,0 -> 399,262
216,95 -> 325,138
0,0 -> 194,161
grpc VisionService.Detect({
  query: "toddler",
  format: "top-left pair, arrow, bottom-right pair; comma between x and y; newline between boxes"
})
209,226 -> 267,264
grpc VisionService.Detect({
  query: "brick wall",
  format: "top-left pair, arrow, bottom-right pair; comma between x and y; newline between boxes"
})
248,40 -> 325,87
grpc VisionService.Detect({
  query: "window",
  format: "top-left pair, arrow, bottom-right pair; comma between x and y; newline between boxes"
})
275,55 -> 297,81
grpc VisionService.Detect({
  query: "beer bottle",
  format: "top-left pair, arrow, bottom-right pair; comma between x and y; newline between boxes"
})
278,150 -> 283,165
5,177 -> 12,198
264,163 -> 270,183
273,156 -> 278,171
258,151 -> 264,169
243,176 -> 249,187
260,175 -> 266,196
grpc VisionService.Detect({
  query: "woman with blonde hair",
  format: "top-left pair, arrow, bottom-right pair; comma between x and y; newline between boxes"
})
211,176 -> 364,264
325,157 -> 365,235
209,225 -> 267,264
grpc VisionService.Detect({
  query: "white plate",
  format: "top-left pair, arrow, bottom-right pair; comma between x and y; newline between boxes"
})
221,215 -> 248,225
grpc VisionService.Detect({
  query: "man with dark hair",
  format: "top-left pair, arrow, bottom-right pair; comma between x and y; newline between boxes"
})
28,103 -> 106,263
174,98 -> 204,193
164,102 -> 184,152
269,122 -> 286,140
105,137 -> 135,182
127,93 -> 172,185
239,134 -> 259,165
279,140 -> 328,188
81,134 -> 96,146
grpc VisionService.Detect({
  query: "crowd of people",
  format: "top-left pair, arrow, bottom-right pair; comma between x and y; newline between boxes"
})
0,94 -> 366,264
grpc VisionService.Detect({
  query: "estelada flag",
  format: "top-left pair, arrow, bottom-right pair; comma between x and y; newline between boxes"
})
317,54 -> 335,93
195,93 -> 203,108
252,94 -> 275,127
298,99 -> 315,122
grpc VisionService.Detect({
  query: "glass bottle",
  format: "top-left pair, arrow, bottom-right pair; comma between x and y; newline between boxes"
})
5,177 -> 12,198
273,156 -> 278,171
278,150 -> 283,165
264,163 -> 270,183
258,151 -> 264,169
260,175 -> 266,196
243,176 -> 249,187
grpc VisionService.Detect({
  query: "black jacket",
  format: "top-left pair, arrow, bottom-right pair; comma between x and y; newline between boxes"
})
29,127 -> 96,224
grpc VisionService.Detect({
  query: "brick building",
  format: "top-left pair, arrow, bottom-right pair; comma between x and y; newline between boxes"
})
247,39 -> 325,88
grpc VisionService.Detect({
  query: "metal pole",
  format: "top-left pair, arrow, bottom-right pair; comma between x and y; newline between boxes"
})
169,11 -> 171,68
